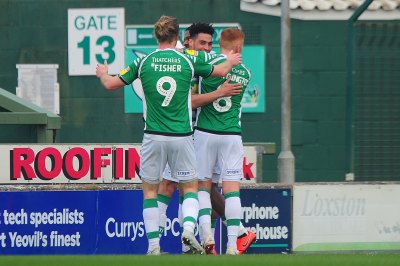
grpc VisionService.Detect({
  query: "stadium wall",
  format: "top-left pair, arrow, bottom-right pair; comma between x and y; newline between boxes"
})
0,187 -> 293,255
2,182 -> 400,254
0,0 -> 353,182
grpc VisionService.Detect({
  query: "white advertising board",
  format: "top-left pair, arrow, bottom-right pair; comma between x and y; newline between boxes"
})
293,184 -> 400,252
0,144 -> 258,184
68,8 -> 125,75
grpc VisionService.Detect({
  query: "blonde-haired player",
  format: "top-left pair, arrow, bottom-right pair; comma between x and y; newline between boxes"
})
96,16 -> 241,255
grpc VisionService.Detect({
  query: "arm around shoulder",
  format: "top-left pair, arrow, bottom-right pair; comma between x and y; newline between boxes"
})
192,90 -> 224,109
191,78 -> 242,109
210,50 -> 242,77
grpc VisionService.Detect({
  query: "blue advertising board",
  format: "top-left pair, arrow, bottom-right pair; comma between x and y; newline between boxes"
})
0,191 -> 96,255
0,188 -> 291,255
220,188 -> 292,254
0,190 -> 182,255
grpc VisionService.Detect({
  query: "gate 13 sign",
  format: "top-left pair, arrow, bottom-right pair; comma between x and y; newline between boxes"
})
68,8 -> 125,76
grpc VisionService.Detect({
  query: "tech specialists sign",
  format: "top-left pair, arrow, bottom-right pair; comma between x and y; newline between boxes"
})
0,144 -> 258,184
0,190 -> 182,255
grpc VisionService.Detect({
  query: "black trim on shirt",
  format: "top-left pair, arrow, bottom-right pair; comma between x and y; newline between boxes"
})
118,75 -> 129,85
144,130 -> 193,137
205,66 -> 214,78
194,127 -> 241,136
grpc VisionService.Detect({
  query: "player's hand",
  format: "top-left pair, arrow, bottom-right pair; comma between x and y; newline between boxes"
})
226,50 -> 242,66
96,60 -> 108,77
217,77 -> 242,97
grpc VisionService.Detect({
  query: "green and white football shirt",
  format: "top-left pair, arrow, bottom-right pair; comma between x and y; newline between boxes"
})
196,55 -> 252,134
118,48 -> 213,136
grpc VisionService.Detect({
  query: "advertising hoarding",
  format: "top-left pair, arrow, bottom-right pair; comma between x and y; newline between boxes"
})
0,188 -> 290,255
0,144 -> 258,184
221,188 -> 292,254
293,184 -> 400,252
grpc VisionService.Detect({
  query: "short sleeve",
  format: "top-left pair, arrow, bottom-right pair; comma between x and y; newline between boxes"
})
118,57 -> 142,85
185,54 -> 213,78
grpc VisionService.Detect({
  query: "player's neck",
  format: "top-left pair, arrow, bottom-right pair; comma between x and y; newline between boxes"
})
158,41 -> 177,50
221,48 -> 232,56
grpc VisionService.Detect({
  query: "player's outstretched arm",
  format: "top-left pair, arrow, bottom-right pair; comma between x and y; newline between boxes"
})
211,50 -> 242,77
96,60 -> 125,90
191,77 -> 242,109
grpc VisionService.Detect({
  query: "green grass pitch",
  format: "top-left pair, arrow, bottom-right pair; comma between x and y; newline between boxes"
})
1,254 -> 400,266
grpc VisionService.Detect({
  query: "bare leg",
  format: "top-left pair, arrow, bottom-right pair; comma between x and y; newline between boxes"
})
158,179 -> 178,196
210,182 -> 225,217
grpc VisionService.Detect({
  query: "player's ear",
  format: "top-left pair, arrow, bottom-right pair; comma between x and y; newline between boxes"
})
188,38 -> 194,49
233,44 -> 241,54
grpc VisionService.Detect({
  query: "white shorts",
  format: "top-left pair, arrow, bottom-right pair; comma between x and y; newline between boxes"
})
162,163 -> 176,182
194,130 -> 244,182
211,165 -> 221,183
140,134 -> 197,184
163,164 -> 219,183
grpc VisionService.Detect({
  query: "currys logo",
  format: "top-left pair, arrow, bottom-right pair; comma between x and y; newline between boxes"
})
105,217 -> 182,241
105,217 -> 145,241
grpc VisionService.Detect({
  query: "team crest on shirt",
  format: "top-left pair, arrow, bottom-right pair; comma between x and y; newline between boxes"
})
186,49 -> 199,56
119,66 -> 130,76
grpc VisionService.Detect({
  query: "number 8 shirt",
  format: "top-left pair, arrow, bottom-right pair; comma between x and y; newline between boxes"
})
196,55 -> 251,134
